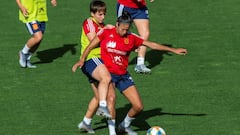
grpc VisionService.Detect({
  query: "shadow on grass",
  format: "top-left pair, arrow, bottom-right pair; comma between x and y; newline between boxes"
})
93,103 -> 206,133
33,43 -> 77,64
129,44 -> 173,68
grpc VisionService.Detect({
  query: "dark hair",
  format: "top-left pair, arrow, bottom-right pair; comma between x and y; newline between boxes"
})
90,0 -> 106,14
117,11 -> 133,25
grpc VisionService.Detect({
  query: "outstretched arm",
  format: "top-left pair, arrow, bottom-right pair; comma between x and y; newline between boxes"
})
142,40 -> 188,55
72,36 -> 101,72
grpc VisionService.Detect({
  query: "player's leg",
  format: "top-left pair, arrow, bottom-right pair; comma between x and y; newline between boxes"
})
114,73 -> 142,135
91,58 -> 112,118
133,18 -> 151,74
107,83 -> 116,135
27,22 -> 46,68
78,83 -> 99,134
19,21 -> 43,68
106,83 -> 116,118
118,85 -> 143,135
129,6 -> 151,73
19,31 -> 42,68
117,4 -> 151,74
123,85 -> 143,117
28,22 -> 46,54
79,83 -> 116,134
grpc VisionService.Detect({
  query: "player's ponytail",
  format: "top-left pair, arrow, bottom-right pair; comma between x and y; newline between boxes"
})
117,11 -> 133,25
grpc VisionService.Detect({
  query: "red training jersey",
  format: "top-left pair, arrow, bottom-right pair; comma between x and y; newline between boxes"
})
82,17 -> 104,35
97,28 -> 144,75
81,17 -> 105,60
118,0 -> 146,8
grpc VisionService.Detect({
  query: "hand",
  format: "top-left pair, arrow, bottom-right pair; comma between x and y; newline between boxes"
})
72,60 -> 84,72
51,0 -> 57,7
173,48 -> 188,55
21,7 -> 28,17
150,0 -> 154,2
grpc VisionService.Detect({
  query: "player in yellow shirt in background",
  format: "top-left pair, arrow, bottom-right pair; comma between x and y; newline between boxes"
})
16,0 -> 57,68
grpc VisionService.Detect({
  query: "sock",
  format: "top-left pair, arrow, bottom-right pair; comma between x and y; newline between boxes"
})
123,114 -> 135,127
83,116 -> 92,125
99,100 -> 107,107
108,119 -> 116,135
137,57 -> 144,65
22,44 -> 30,54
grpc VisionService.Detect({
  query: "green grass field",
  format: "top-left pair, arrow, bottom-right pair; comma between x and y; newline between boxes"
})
1,0 -> 240,135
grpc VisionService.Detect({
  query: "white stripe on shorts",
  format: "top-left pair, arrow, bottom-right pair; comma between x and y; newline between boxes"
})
117,4 -> 124,17
26,23 -> 34,35
26,21 -> 37,35
92,58 -> 102,66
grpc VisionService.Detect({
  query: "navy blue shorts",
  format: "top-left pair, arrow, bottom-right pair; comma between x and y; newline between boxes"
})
81,58 -> 103,83
25,21 -> 46,35
117,3 -> 149,19
111,72 -> 135,92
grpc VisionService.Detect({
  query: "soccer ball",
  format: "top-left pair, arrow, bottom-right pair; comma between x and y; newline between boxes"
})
146,126 -> 166,135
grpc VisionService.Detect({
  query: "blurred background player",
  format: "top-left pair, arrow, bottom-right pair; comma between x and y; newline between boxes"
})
16,0 -> 57,68
72,1 -> 116,134
117,0 -> 154,73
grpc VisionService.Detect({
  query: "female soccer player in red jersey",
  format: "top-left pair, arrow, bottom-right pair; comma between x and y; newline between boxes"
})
73,11 -> 187,135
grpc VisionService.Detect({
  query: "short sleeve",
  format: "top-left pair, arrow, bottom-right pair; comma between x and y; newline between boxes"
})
82,19 -> 96,35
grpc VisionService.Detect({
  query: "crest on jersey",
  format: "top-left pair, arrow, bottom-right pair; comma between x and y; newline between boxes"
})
124,38 -> 129,44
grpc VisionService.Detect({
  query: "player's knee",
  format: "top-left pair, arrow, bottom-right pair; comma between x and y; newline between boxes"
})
93,96 -> 99,101
33,32 -> 43,42
102,74 -> 111,84
134,103 -> 144,113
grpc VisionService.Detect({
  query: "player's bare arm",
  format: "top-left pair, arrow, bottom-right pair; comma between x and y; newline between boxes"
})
142,40 -> 188,55
72,36 -> 101,72
16,0 -> 28,17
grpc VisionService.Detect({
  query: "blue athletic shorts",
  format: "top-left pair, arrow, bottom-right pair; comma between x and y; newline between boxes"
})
117,3 -> 149,19
111,72 -> 135,92
81,58 -> 103,83
25,21 -> 46,35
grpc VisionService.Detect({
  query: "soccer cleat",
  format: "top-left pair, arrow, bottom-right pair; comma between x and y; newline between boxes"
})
19,51 -> 29,68
26,60 -> 37,68
134,64 -> 151,74
78,121 -> 95,134
118,122 -> 138,135
96,106 -> 112,119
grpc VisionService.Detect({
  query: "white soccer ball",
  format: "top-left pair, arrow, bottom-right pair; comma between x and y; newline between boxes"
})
146,126 -> 166,135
